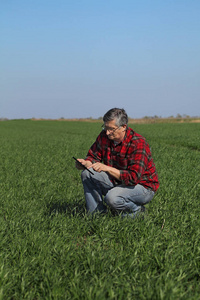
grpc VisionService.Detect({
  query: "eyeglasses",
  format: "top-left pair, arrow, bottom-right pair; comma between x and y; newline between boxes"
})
101,125 -> 121,133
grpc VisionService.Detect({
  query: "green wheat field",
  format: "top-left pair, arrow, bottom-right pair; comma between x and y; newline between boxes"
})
0,120 -> 200,299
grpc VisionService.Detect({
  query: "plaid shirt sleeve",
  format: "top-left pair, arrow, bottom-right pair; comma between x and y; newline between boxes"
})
85,133 -> 103,163
119,138 -> 152,185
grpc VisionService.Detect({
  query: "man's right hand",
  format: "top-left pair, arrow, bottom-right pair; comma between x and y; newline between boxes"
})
75,159 -> 92,170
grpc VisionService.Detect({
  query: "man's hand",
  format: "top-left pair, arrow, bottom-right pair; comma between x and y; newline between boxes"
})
75,159 -> 93,170
76,160 -> 121,181
91,162 -> 110,173
91,162 -> 121,181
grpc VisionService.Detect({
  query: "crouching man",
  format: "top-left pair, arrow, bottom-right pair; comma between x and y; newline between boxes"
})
75,108 -> 159,218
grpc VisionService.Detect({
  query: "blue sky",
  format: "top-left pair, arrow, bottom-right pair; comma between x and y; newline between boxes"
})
1,0 -> 200,119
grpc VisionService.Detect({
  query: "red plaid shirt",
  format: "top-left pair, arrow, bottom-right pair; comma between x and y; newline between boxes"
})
85,127 -> 159,191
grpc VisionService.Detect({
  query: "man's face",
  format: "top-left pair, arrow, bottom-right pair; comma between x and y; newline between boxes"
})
103,119 -> 126,142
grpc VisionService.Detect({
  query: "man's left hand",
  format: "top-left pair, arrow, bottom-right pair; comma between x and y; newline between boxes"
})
91,162 -> 110,173
91,162 -> 121,181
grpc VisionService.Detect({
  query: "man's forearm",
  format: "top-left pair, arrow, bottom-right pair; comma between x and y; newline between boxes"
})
90,162 -> 121,181
105,166 -> 121,181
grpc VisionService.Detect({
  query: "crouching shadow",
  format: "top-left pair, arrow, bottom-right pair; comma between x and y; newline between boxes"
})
47,199 -> 86,217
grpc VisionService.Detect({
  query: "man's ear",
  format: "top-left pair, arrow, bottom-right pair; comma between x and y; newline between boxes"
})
122,124 -> 127,131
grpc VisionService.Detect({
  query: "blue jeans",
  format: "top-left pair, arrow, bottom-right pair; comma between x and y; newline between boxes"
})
81,169 -> 155,216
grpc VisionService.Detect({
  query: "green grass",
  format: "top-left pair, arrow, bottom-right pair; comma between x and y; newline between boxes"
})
0,120 -> 200,299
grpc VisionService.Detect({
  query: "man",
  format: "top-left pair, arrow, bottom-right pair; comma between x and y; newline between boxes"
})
75,108 -> 159,217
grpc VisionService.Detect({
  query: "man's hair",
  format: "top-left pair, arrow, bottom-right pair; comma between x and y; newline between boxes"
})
103,108 -> 128,127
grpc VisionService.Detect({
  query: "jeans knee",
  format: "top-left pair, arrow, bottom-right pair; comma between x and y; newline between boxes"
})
81,169 -> 90,182
105,193 -> 124,210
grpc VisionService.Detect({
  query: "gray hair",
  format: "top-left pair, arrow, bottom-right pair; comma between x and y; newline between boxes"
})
103,108 -> 128,127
